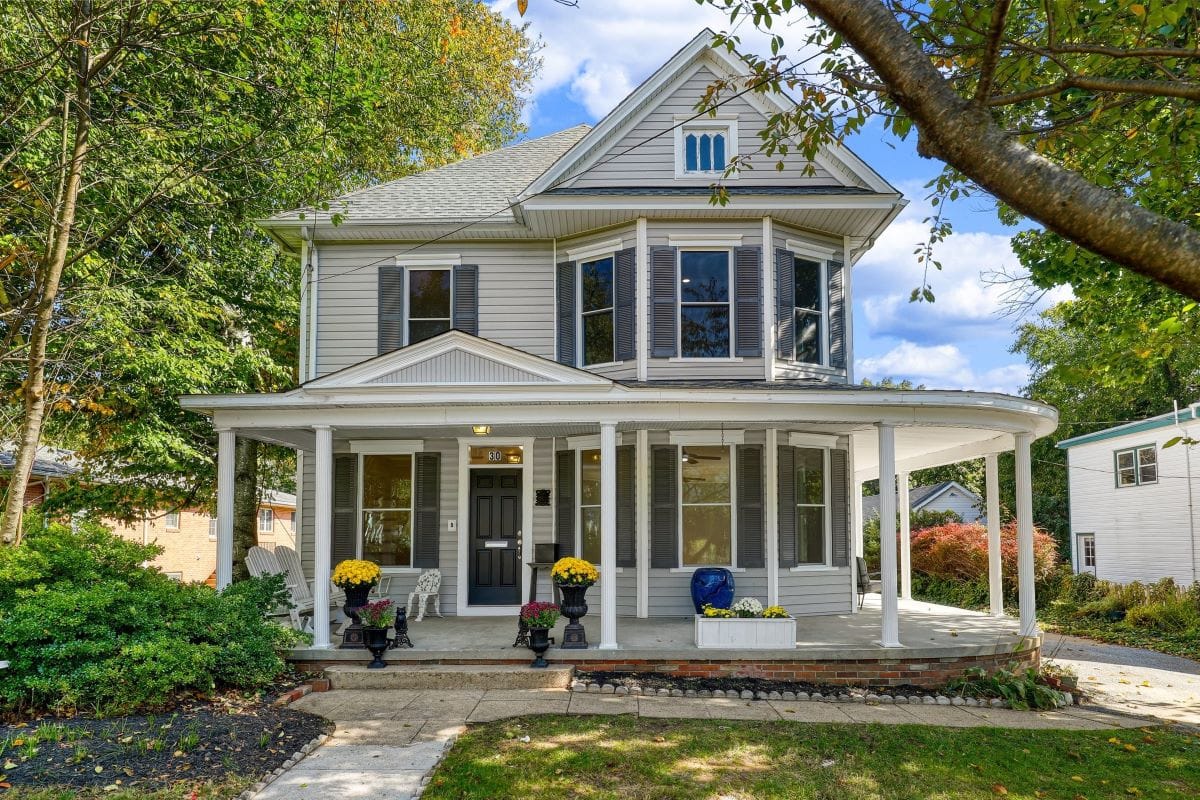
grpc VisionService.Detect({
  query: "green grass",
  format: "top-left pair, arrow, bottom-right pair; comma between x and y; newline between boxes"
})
423,716 -> 1200,800
1,779 -> 251,800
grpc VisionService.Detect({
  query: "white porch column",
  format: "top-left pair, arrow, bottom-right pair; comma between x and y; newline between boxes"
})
215,427 -> 236,590
599,422 -> 618,649
876,423 -> 902,647
1015,432 -> 1038,638
985,452 -> 1004,617
635,428 -> 650,618
312,425 -> 333,649
765,429 -> 780,607
898,470 -> 912,600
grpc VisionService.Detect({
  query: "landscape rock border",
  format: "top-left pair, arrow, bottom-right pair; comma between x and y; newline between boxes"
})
237,732 -> 329,800
567,679 -> 1077,710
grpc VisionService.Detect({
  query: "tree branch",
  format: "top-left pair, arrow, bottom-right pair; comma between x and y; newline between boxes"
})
989,75 -> 1200,106
800,0 -> 1200,300
973,0 -> 1012,106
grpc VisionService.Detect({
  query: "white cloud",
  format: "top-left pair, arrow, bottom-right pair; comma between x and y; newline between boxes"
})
490,0 -> 794,121
855,342 -> 1030,394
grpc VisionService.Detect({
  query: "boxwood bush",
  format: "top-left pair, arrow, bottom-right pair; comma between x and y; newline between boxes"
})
0,517 -> 297,715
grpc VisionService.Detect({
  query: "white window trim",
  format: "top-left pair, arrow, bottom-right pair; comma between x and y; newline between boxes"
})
257,508 -> 274,534
350,440 -> 425,455
677,247 -> 734,360
567,441 -> 625,572
673,115 -> 739,179
577,252 -> 619,368
1115,444 -> 1157,487
788,432 -> 839,449
792,446 -> 833,568
396,253 -> 461,267
164,511 -> 180,530
789,250 -> 829,368
565,238 -> 622,263
403,266 -> 453,348
667,234 -> 742,248
208,518 -> 218,541
677,442 -> 738,569
785,239 -> 837,260
1077,532 -> 1097,570
356,451 -> 417,570
669,430 -> 745,446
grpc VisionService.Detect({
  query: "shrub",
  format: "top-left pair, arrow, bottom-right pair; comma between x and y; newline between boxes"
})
0,518 -> 292,715
862,508 -> 962,571
947,664 -> 1065,710
1125,600 -> 1200,633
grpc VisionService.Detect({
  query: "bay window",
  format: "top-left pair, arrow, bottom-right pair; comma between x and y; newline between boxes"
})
680,445 -> 733,566
361,453 -> 414,567
794,256 -> 824,365
679,250 -> 731,358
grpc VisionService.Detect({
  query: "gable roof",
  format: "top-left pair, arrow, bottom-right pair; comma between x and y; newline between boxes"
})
522,29 -> 896,198
263,125 -> 590,226
304,329 -> 613,389
861,481 -> 980,519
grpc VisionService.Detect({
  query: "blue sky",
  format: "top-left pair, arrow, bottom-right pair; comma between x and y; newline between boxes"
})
490,0 -> 1068,394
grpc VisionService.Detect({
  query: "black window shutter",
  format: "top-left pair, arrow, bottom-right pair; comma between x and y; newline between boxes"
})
777,445 -> 797,568
556,260 -> 576,366
452,264 -> 479,336
614,247 -> 637,361
733,246 -> 763,357
332,455 -> 359,566
650,445 -> 678,568
555,450 -> 575,557
735,444 -> 764,568
616,444 -> 636,567
775,248 -> 794,361
830,449 -> 849,567
412,452 -> 441,567
378,265 -> 404,354
649,246 -> 678,358
828,258 -> 846,370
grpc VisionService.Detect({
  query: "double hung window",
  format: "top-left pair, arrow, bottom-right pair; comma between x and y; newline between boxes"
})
361,454 -> 414,567
679,251 -> 731,358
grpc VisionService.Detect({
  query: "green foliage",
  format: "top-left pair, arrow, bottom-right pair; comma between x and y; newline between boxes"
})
0,517 -> 293,715
1,1 -> 537,520
947,665 -> 1066,711
862,508 -> 962,571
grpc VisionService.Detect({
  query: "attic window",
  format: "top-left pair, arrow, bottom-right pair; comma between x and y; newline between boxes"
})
675,118 -> 738,178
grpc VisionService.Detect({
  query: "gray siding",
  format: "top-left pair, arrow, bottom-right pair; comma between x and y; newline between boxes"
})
368,350 -> 553,384
778,569 -> 853,616
563,66 -> 847,189
921,487 -> 984,523
315,241 -> 555,376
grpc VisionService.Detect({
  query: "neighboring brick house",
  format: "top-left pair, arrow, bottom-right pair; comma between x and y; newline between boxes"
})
108,491 -> 297,584
2,448 -> 295,584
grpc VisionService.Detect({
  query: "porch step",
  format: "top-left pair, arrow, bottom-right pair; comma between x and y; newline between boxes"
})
324,664 -> 574,690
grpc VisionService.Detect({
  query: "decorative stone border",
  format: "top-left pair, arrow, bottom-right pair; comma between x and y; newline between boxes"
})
236,732 -> 329,800
568,679 -> 1077,709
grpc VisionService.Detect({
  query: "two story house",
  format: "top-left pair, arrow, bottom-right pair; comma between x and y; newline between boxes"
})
183,31 -> 1057,654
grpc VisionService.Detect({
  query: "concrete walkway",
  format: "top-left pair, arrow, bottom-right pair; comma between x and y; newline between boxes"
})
1043,631 -> 1200,726
257,687 -> 1160,800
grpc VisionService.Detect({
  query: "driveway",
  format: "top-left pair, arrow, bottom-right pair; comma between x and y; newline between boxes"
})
1042,631 -> 1200,726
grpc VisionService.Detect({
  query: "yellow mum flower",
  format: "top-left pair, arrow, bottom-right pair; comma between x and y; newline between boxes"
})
551,557 -> 598,586
332,559 -> 381,589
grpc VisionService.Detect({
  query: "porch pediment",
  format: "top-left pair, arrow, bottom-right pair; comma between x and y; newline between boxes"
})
305,330 -> 612,389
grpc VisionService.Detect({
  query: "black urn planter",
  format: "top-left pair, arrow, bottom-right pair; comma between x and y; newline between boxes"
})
340,584 -> 373,649
556,583 -> 591,649
363,625 -> 392,669
527,627 -> 552,668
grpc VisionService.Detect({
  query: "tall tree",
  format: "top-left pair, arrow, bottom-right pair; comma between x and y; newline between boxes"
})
1,1 -> 536,545
702,0 -> 1200,299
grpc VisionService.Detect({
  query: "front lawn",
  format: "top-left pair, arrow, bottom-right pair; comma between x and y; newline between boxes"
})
424,716 -> 1200,800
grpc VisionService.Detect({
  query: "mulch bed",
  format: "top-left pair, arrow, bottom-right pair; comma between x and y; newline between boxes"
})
576,670 -> 934,698
1,695 -> 332,793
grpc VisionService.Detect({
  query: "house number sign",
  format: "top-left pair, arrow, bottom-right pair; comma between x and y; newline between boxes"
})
468,445 -> 524,465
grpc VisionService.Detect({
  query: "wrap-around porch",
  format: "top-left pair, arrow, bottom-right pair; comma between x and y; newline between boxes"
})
186,375 -> 1055,660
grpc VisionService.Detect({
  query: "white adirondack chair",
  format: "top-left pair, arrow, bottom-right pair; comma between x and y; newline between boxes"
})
275,545 -> 347,632
407,569 -> 442,622
245,546 -> 310,630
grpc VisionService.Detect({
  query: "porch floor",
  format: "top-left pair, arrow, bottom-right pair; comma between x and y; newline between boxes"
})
290,596 -> 1029,663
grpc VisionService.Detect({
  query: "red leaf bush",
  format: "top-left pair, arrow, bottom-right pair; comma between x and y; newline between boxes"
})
909,522 -> 1058,594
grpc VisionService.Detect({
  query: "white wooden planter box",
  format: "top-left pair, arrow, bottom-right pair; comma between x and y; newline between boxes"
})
694,615 -> 797,649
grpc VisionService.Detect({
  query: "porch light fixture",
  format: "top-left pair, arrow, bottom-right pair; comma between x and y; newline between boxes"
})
472,425 -> 491,436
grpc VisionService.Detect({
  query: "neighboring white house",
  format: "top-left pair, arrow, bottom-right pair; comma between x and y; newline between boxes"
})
1058,407 -> 1200,586
182,30 -> 1057,652
862,481 -> 983,524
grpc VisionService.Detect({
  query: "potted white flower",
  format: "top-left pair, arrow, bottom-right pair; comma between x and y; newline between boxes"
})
694,599 -> 796,649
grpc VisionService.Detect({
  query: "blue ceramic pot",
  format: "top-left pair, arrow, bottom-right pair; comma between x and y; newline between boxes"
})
690,568 -> 735,613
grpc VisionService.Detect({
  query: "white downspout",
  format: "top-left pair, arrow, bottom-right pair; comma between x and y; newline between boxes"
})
1174,400 -> 1198,584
